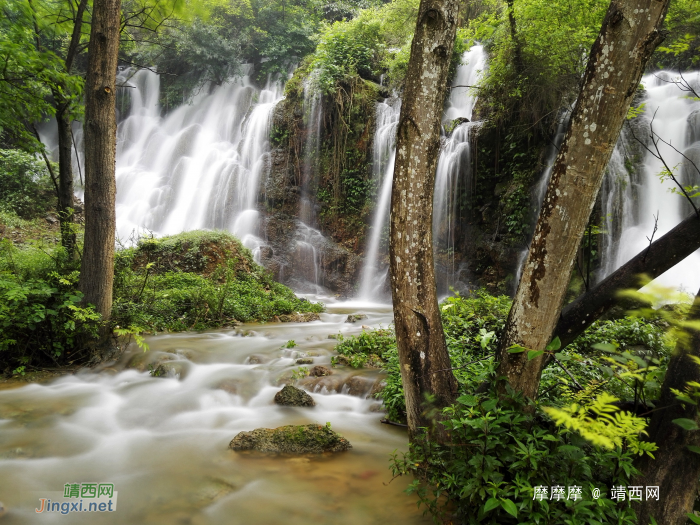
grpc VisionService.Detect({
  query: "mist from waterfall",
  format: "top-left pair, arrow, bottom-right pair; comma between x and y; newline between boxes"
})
357,45 -> 485,300
112,66 -> 285,262
599,71 -> 700,294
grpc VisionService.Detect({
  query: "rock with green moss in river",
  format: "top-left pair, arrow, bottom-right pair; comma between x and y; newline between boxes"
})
229,424 -> 351,454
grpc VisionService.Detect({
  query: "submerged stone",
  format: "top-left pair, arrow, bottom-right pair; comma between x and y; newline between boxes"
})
274,385 -> 315,407
309,365 -> 332,377
345,314 -> 367,323
229,424 -> 352,454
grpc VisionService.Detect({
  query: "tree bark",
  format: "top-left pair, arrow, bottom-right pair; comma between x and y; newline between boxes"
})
556,212 -> 700,348
632,289 -> 700,525
496,0 -> 670,400
55,103 -> 76,256
389,0 -> 460,441
80,0 -> 121,337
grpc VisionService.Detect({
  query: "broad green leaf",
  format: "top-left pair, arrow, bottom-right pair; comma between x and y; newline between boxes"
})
545,336 -> 561,352
687,445 -> 700,455
508,345 -> 527,354
484,497 -> 500,513
501,499 -> 518,518
528,350 -> 545,361
673,418 -> 699,431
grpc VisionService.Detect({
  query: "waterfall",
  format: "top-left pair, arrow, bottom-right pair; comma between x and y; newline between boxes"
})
113,67 -> 285,261
357,45 -> 485,299
357,98 -> 401,299
599,70 -> 700,294
514,110 -> 570,290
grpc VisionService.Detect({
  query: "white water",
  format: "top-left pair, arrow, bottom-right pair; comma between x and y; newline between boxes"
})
0,301 -> 426,524
599,71 -> 700,294
358,99 -> 401,299
357,46 -> 485,299
113,67 -> 285,261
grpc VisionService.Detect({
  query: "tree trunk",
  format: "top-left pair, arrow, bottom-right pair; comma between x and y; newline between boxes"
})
496,0 -> 670,400
632,289 -> 700,525
389,0 -> 460,441
80,0 -> 121,339
556,212 -> 700,349
55,102 -> 76,257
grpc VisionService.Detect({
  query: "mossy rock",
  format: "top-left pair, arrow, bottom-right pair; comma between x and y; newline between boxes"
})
345,314 -> 367,323
274,385 -> 315,407
229,424 -> 352,454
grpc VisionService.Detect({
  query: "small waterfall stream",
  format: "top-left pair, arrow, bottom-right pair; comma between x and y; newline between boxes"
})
357,45 -> 486,299
599,71 -> 700,293
358,98 -> 401,299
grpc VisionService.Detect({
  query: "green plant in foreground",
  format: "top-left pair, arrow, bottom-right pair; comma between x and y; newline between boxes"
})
391,388 -> 640,525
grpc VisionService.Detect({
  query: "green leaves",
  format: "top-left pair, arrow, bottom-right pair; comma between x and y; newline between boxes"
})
673,418 -> 699,431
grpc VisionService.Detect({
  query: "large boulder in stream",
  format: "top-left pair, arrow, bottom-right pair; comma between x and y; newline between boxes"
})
229,424 -> 352,454
274,385 -> 316,407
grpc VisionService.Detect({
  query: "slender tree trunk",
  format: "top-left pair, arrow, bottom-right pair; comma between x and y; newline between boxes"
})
632,289 -> 700,525
556,212 -> 700,348
55,102 -> 76,257
389,0 -> 460,441
80,0 -> 121,340
496,0 -> 670,399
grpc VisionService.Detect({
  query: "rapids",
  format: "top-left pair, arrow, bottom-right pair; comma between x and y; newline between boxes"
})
0,300 -> 429,524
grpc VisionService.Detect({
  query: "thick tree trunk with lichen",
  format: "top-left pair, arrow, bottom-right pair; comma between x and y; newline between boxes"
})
632,289 -> 700,525
389,0 -> 460,441
80,0 -> 121,342
496,0 -> 670,400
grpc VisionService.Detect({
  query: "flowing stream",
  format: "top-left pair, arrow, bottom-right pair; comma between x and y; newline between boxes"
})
0,299 -> 428,525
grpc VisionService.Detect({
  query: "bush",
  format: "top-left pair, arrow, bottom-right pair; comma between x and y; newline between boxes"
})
391,388 -> 639,524
112,230 -> 324,331
0,149 -> 56,219
0,246 -> 100,372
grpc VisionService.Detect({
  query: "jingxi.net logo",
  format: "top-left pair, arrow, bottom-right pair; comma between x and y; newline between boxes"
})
35,483 -> 117,514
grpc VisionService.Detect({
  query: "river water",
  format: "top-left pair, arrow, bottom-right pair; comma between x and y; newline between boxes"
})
0,299 -> 429,524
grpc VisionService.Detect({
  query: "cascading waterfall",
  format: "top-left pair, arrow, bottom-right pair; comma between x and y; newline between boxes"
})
599,71 -> 700,293
357,45 -> 485,299
290,74 -> 327,292
357,98 -> 401,299
113,66 -> 285,261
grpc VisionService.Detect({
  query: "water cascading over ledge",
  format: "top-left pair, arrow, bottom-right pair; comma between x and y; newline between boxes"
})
357,45 -> 486,300
598,71 -> 700,294
113,66 -> 281,260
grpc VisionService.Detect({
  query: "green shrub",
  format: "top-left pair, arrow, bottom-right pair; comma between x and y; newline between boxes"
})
0,260 -> 100,372
0,149 -> 56,219
112,230 -> 324,331
391,388 -> 639,524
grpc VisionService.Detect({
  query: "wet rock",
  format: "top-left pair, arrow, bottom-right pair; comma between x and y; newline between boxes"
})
248,354 -> 267,364
309,365 -> 332,377
333,355 -> 350,367
150,361 -> 189,379
327,334 -> 338,339
215,378 -> 241,395
369,378 -> 387,398
278,312 -> 321,323
345,314 -> 367,323
295,357 -> 314,365
345,376 -> 374,397
300,374 -> 345,393
274,385 -> 315,407
229,424 -> 351,454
